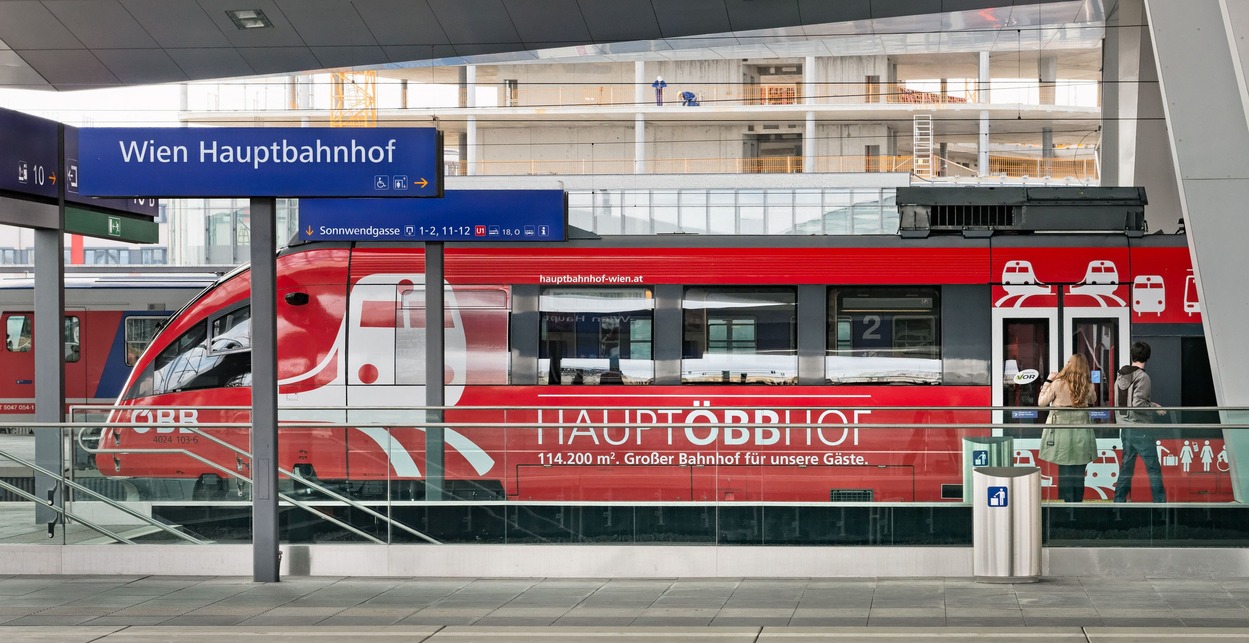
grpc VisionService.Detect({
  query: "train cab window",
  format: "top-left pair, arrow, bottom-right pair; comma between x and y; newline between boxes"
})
827,287 -> 941,384
6,315 -> 31,352
4,314 -> 81,362
682,287 -> 796,384
138,306 -> 252,396
124,316 -> 166,366
539,287 -> 654,385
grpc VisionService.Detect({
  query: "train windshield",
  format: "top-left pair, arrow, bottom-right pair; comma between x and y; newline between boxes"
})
125,305 -> 252,399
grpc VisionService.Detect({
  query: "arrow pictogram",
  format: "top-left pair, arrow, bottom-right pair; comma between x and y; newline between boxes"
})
416,178 -> 428,188
49,173 -> 57,185
305,225 -> 314,236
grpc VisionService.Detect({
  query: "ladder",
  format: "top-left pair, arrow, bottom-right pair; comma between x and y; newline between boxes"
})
913,114 -> 934,178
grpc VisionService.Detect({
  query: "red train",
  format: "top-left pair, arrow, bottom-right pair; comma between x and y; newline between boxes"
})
0,273 -> 218,422
96,226 -> 1230,503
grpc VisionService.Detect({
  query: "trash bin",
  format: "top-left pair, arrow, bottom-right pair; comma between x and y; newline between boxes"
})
972,466 -> 1041,583
962,436 -> 1013,501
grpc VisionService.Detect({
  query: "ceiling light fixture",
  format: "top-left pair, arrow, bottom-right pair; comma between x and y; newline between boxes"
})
227,9 -> 273,30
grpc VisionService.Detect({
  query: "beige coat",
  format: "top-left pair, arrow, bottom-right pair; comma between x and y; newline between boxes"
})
1038,377 -> 1097,465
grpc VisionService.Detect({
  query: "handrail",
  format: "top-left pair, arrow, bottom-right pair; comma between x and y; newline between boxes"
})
75,425 -> 440,544
175,425 -> 441,544
73,440 -> 391,545
0,445 -> 202,544
0,476 -> 134,544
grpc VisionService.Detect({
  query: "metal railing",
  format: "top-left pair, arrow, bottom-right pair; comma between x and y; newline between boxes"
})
0,404 -> 1241,546
448,153 -> 1099,181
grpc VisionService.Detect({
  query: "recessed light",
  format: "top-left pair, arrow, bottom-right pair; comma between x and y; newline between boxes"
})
227,9 -> 273,30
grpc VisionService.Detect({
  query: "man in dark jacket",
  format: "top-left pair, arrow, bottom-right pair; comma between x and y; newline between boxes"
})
1114,341 -> 1167,502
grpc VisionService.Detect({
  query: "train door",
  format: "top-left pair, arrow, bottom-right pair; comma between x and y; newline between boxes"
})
0,311 -> 90,419
63,309 -> 88,407
992,305 -> 1127,423
992,278 -> 1129,500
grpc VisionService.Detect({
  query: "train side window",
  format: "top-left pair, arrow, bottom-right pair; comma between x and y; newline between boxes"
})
827,287 -> 941,384
124,316 -> 166,366
6,315 -> 31,352
3,314 -> 81,362
682,287 -> 796,384
539,287 -> 654,385
64,316 -> 80,363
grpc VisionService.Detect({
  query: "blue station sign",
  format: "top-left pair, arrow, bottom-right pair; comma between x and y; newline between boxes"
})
0,108 -> 60,200
299,190 -> 566,242
77,127 -> 443,198
64,126 -> 159,217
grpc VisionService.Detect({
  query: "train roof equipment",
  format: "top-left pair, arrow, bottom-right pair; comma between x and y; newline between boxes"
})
896,186 -> 1148,238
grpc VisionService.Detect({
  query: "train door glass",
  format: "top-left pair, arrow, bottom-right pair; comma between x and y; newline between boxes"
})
1069,318 -> 1118,408
1001,319 -> 1050,426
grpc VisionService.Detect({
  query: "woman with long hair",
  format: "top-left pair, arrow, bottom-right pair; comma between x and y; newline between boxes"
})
1038,354 -> 1098,502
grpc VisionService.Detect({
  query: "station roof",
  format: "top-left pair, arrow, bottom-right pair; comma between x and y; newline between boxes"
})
0,0 -> 1079,91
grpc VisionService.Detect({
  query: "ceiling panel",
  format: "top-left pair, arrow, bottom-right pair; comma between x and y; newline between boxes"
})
21,50 -> 120,89
428,0 -> 521,57
196,0 -> 307,47
0,1 -> 83,49
43,0 -> 159,49
276,0 -> 377,47
121,0 -> 228,48
310,45 -> 389,69
577,0 -> 661,43
353,1 -> 450,47
652,1 -> 731,38
505,0 -> 591,50
236,46 -> 320,75
0,50 -> 51,90
871,0 -> 943,20
725,0 -> 802,32
796,0 -> 872,25
165,48 -> 256,79
94,48 -> 188,84
381,45 -> 461,63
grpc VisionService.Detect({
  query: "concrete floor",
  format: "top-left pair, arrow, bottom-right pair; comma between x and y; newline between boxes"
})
2,575 -> 1249,642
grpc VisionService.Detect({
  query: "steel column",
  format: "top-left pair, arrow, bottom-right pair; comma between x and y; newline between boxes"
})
250,196 -> 279,581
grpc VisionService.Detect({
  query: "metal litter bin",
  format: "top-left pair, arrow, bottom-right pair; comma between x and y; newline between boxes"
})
973,466 -> 1041,583
962,436 -> 1013,501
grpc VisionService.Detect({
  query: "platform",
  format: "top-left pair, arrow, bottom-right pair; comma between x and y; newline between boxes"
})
2,575 -> 1249,642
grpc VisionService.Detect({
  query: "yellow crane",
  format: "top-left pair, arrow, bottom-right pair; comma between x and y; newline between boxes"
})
330,70 -> 377,127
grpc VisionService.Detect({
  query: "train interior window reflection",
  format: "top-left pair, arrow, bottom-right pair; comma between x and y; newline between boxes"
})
827,287 -> 941,384
539,287 -> 654,385
682,287 -> 796,384
6,315 -> 31,352
124,317 -> 166,366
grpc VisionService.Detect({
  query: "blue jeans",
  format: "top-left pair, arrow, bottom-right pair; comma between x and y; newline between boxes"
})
1115,428 -> 1167,502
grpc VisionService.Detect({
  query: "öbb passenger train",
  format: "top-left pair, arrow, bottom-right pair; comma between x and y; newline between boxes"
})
97,205 -> 1229,503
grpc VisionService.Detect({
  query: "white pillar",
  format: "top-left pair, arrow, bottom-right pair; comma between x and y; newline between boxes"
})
1038,56 -> 1057,105
804,111 -> 815,173
1146,0 -> 1249,500
804,56 -> 816,105
635,61 -> 646,106
466,115 -> 477,176
978,51 -> 990,103
634,113 -> 646,174
635,61 -> 647,173
979,110 -> 990,176
465,65 -> 478,175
